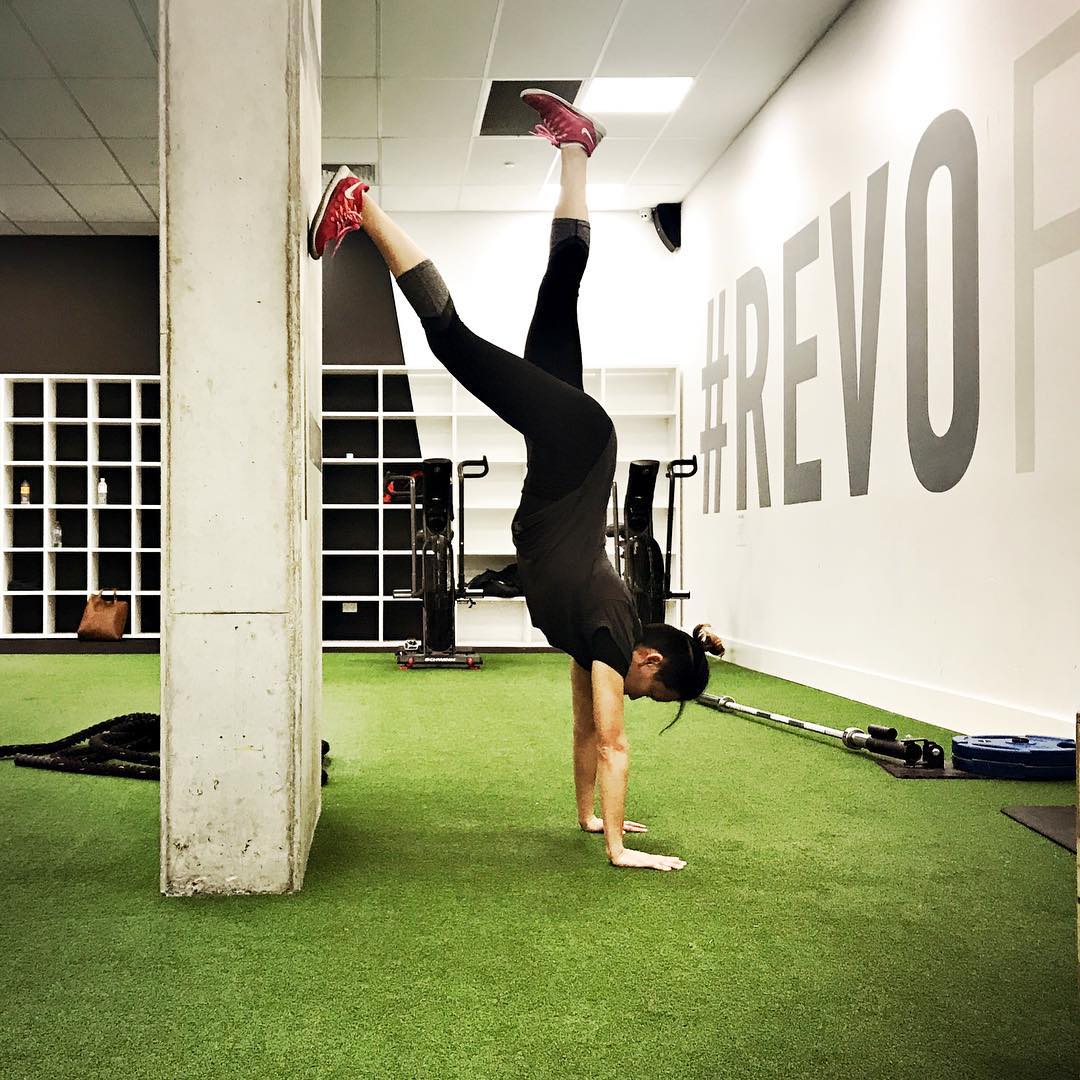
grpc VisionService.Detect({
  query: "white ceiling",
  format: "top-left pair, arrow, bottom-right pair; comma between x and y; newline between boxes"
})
0,0 -> 853,234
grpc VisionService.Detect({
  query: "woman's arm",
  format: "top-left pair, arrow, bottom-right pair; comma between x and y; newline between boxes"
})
570,660 -> 599,827
591,662 -> 686,872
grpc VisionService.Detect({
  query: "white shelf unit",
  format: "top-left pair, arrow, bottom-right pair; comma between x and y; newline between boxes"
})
321,365 -> 685,649
1,375 -> 161,640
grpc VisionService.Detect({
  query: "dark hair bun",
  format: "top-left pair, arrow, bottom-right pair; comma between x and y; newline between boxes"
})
693,623 -> 726,658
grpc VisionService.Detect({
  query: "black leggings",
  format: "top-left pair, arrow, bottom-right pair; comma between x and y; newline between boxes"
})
416,235 -> 613,502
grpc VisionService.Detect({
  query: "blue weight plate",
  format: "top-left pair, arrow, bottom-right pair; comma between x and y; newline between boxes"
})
951,735 -> 1076,766
950,754 -> 1076,780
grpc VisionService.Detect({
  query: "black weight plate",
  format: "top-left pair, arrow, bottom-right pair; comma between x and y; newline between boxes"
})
951,735 -> 1076,767
950,754 -> 1075,780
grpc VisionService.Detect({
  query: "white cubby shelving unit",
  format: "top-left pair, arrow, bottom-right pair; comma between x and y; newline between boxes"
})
1,375 -> 160,640
321,364 -> 685,649
1,367 -> 684,649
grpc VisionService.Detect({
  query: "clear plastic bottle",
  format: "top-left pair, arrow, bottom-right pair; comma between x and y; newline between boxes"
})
97,477 -> 108,505
51,521 -> 63,549
19,479 -> 30,505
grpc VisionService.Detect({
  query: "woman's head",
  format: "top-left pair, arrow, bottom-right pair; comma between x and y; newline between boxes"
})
624,623 -> 724,730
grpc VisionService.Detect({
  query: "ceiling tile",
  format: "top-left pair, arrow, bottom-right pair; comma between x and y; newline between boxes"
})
381,80 -> 483,138
597,0 -> 743,77
94,220 -> 158,235
488,0 -> 620,80
380,186 -> 461,212
12,0 -> 156,78
458,185 -> 548,211
0,185 -> 80,222
16,138 -> 127,185
322,78 -> 378,138
67,79 -> 157,138
131,0 -> 158,52
0,140 -> 45,184
57,184 -> 155,223
322,138 -> 379,167
0,79 -> 95,138
380,139 -> 470,186
139,185 -> 159,216
0,221 -> 20,235
322,0 -> 377,76
586,138 -> 653,184
380,0 -> 499,78
632,137 -> 724,187
0,7 -> 51,77
13,220 -> 92,235
106,138 -> 158,184
624,183 -> 689,209
464,136 -> 556,185
588,109 -> 666,140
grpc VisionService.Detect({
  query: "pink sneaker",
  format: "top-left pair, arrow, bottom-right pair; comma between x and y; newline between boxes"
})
520,88 -> 607,157
309,165 -> 370,259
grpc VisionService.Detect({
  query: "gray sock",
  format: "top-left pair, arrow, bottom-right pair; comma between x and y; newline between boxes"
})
396,259 -> 452,320
550,217 -> 590,252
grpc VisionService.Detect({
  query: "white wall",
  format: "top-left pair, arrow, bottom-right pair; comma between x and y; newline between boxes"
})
680,0 -> 1080,736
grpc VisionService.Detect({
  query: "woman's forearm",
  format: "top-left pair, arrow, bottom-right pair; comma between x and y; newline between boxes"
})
596,744 -> 629,860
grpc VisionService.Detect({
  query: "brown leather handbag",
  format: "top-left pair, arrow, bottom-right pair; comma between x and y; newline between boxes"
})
77,590 -> 129,641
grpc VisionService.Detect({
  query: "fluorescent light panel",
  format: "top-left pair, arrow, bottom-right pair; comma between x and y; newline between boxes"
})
579,78 -> 694,114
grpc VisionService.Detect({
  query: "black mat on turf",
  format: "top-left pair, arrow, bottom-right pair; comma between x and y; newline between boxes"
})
1001,805 -> 1076,853
874,758 -> 982,779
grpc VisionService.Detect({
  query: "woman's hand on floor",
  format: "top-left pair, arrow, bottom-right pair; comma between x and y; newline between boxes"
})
609,848 -> 687,872
579,815 -> 648,834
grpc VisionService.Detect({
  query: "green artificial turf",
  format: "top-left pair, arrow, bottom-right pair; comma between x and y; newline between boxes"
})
0,653 -> 1076,1079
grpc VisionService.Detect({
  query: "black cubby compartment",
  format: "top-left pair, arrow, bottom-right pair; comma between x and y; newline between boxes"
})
324,463 -> 378,505
97,466 -> 132,505
97,382 -> 132,419
383,419 -> 422,458
139,510 -> 160,549
11,595 -> 43,634
383,505 -> 419,550
139,553 -> 160,591
12,382 -> 44,418
323,418 -> 377,459
323,554 -> 378,596
97,425 -> 132,463
139,382 -> 160,420
322,600 -> 377,641
55,424 -> 88,462
382,372 -> 417,413
323,508 -> 378,551
10,467 -> 43,505
54,552 -> 88,592
55,466 -> 88,505
140,425 -> 160,463
8,552 -> 43,591
139,467 -> 160,506
52,595 -> 87,635
55,509 -> 88,549
323,372 -> 377,413
139,595 -> 159,634
11,424 -> 43,462
383,600 -> 422,641
55,382 -> 88,418
95,553 -> 131,591
96,509 -> 131,549
12,509 -> 42,548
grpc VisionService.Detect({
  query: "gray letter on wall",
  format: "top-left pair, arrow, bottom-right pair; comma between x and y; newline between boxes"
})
905,109 -> 980,493
736,267 -> 772,510
783,218 -> 821,504
700,293 -> 729,514
831,164 -> 889,496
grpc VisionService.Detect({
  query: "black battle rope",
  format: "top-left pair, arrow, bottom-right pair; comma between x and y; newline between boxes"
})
0,713 -> 161,781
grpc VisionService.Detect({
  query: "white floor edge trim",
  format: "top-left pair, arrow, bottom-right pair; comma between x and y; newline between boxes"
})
718,640 -> 1074,740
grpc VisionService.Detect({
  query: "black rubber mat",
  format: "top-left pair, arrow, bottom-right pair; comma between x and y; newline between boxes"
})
1001,805 -> 1076,853
874,758 -> 982,780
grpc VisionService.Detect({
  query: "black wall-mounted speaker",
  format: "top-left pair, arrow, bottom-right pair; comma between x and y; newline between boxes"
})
651,202 -> 681,252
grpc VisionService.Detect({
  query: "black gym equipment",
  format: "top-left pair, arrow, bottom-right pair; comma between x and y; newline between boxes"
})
951,734 -> 1076,780
695,692 -> 946,768
0,715 -> 332,785
610,455 -> 698,623
391,456 -> 488,670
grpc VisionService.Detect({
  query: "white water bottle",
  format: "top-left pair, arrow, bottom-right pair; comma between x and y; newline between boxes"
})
51,521 -> 63,548
97,477 -> 108,505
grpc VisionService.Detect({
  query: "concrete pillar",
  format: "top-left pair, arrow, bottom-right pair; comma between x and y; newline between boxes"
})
159,0 -> 324,895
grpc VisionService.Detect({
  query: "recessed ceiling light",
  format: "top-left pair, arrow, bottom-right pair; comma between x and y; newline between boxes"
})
579,78 -> 694,114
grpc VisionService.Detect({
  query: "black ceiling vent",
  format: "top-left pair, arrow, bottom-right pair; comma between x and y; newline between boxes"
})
480,80 -> 583,136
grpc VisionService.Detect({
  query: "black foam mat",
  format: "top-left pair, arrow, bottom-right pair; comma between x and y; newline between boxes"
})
1001,805 -> 1076,853
874,758 -> 982,780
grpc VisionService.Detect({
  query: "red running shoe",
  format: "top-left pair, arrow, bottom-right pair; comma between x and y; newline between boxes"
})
520,88 -> 607,157
309,165 -> 370,259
